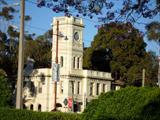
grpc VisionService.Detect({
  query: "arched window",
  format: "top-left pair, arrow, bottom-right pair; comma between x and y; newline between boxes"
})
23,104 -> 27,109
103,84 -> 106,92
79,57 -> 82,69
38,104 -> 41,112
79,57 -> 81,69
77,81 -> 80,94
60,56 -> 63,67
38,82 -> 42,93
30,104 -> 33,110
96,83 -> 100,95
73,57 -> 76,68
90,82 -> 93,96
77,57 -> 79,69
61,81 -> 63,94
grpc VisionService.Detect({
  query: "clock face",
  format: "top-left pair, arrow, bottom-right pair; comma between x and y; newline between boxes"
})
74,32 -> 79,41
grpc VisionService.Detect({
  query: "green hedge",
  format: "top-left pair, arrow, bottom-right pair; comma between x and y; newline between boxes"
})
0,108 -> 81,120
0,87 -> 160,120
0,75 -> 11,107
82,87 -> 160,120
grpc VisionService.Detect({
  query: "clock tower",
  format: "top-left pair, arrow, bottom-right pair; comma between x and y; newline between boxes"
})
52,16 -> 84,74
24,16 -> 113,113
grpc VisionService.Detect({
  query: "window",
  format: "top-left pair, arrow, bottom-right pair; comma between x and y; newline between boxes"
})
60,81 -> 63,94
38,104 -> 41,112
73,57 -> 75,68
60,56 -> 63,67
23,104 -> 27,109
79,57 -> 81,69
77,57 -> 79,69
30,82 -> 35,96
40,74 -> 45,85
103,84 -> 106,92
90,82 -> 93,96
38,82 -> 42,93
77,81 -> 80,94
96,83 -> 100,95
39,87 -> 42,93
70,81 -> 74,94
30,104 -> 33,110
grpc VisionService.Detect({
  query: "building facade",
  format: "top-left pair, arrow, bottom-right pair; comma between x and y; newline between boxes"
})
23,16 -> 113,112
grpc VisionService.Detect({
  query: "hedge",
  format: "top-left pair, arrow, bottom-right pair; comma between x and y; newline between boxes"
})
0,108 -> 81,120
0,87 -> 160,120
0,75 -> 11,107
82,87 -> 160,120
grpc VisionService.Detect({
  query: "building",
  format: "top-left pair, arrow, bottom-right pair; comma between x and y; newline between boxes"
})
23,16 -> 113,112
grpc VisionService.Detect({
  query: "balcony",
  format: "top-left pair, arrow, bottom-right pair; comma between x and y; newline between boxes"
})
83,70 -> 112,80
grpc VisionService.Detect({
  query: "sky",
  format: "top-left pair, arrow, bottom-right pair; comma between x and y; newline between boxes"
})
3,0 -> 160,56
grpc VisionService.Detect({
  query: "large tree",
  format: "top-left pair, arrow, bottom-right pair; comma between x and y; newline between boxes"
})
25,32 -> 52,68
0,1 -> 47,106
83,22 -> 158,86
146,21 -> 160,86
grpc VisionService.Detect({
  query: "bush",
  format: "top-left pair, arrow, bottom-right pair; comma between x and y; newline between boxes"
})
82,87 -> 160,120
0,75 -> 11,107
0,108 -> 81,120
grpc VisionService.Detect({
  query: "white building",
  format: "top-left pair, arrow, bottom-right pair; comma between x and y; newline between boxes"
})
23,16 -> 113,112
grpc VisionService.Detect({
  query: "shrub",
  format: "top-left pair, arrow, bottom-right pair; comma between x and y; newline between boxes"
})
0,75 -> 11,107
82,87 -> 160,120
0,108 -> 81,120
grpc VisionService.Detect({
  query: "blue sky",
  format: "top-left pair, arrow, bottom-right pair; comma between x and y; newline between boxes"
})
5,0 -> 160,55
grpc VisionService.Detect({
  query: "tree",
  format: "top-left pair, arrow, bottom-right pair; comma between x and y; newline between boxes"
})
142,51 -> 158,86
0,74 -> 11,107
145,21 -> 160,57
0,28 -> 18,87
0,1 -> 36,107
0,1 -> 19,80
24,29 -> 52,68
82,87 -> 160,120
36,0 -> 159,23
0,5 -> 16,21
0,0 -> 36,77
146,21 -> 160,42
25,36 -> 52,68
146,21 -> 160,87
83,22 -> 158,86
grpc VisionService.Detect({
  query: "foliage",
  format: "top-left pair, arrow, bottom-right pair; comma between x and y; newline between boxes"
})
25,15 -> 32,21
145,21 -> 160,87
0,26 -> 51,107
37,0 -> 159,23
82,87 -> 160,120
0,29 -> 18,84
0,108 -> 81,120
0,0 -> 52,107
25,38 -> 52,68
83,22 -> 158,86
146,21 -> 160,42
142,52 -> 159,86
0,75 -> 11,107
0,25 -> 20,95
0,6 -> 16,21
25,29 -> 52,68
83,48 -> 94,69
23,28 -> 52,69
